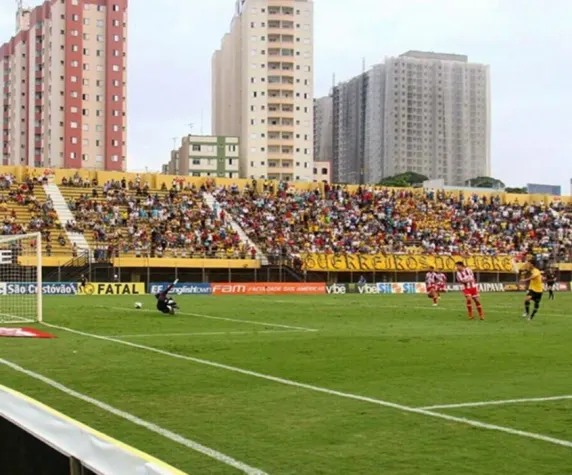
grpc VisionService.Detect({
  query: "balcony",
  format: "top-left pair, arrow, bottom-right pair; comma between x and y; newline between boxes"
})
268,122 -> 294,132
266,94 -> 293,105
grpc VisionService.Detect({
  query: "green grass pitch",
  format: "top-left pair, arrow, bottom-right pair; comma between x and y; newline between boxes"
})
1,292 -> 572,474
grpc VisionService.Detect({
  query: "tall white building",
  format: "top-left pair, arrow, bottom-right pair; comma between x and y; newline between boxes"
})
326,51 -> 491,186
383,51 -> 490,185
212,0 -> 314,182
313,96 -> 333,162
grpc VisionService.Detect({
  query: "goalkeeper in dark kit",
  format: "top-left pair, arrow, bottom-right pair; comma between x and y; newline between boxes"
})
156,279 -> 179,315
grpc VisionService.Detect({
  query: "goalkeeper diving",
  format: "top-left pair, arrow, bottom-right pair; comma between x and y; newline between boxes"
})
155,279 -> 180,315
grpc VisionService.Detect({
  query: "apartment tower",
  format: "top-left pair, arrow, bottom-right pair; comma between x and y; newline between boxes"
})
212,0 -> 314,181
0,0 -> 128,170
327,51 -> 490,186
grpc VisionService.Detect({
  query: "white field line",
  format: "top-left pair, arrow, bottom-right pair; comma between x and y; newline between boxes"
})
111,330 -> 310,339
420,395 -> 572,410
0,357 -> 268,475
110,306 -> 318,332
42,322 -> 572,450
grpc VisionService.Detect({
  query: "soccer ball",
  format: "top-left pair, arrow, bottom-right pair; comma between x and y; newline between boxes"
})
134,302 -> 143,309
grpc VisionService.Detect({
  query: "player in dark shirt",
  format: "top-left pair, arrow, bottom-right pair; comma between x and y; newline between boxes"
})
545,268 -> 557,300
79,274 -> 88,289
155,280 -> 179,315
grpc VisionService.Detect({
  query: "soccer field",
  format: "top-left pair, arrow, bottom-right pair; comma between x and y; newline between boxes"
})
2,292 -> 572,474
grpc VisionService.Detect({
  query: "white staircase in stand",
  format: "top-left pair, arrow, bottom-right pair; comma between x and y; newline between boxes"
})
203,192 -> 269,265
43,183 -> 91,257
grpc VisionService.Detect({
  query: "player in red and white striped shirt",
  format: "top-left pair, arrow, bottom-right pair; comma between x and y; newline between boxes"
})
455,261 -> 484,320
425,267 -> 439,306
436,271 -> 447,297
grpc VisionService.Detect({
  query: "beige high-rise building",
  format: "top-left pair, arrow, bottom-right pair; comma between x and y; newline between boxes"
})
327,51 -> 490,186
212,0 -> 314,182
1,0 -> 127,171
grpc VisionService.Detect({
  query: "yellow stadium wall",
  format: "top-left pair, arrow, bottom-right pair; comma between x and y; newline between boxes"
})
111,257 -> 261,269
3,165 -> 570,206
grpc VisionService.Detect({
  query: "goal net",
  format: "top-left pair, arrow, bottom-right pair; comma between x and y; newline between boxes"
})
0,233 -> 42,324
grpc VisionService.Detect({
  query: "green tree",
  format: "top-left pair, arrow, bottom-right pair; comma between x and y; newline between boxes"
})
464,176 -> 506,189
378,172 -> 428,187
505,187 -> 527,194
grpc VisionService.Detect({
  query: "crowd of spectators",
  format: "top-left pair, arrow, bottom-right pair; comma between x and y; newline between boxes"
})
2,170 -> 562,264
68,178 -> 254,260
215,183 -> 572,264
0,174 -> 64,244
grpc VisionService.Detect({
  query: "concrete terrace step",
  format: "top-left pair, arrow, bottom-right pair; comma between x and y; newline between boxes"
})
43,183 -> 90,254
203,192 -> 269,266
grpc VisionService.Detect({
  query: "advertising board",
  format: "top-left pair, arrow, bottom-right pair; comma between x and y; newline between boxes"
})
78,283 -> 146,295
211,282 -> 326,295
0,282 -> 78,295
149,283 -> 212,295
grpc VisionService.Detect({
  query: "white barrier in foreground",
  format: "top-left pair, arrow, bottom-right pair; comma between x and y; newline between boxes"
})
0,385 -> 185,475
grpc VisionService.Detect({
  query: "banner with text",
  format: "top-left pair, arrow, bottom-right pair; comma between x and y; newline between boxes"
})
149,283 -> 212,295
78,282 -> 146,295
211,282 -> 326,295
0,282 -> 78,295
303,254 -> 516,273
504,282 -> 570,292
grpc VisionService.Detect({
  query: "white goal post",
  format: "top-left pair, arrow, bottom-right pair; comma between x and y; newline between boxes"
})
0,233 -> 42,324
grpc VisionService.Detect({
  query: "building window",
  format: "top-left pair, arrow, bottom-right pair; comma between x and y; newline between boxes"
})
70,106 -> 78,113
82,109 -> 89,116
192,159 -> 200,165
70,122 -> 78,129
192,144 -> 201,151
112,65 -> 120,72
113,34 -> 120,42
70,152 -> 76,159
111,155 -> 119,162
97,19 -> 104,28
71,137 -> 78,144
82,153 -> 88,161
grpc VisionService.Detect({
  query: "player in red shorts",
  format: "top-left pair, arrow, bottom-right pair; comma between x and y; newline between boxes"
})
425,266 -> 439,306
455,261 -> 484,320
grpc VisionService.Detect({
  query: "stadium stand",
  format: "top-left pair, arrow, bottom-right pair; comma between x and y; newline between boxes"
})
0,172 -> 69,256
60,174 -> 254,261
216,183 -> 572,265
0,166 -> 570,270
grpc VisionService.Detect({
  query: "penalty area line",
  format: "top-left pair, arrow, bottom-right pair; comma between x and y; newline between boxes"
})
109,329 -> 312,338
110,306 -> 318,332
419,395 -> 572,410
0,357 -> 268,475
42,322 -> 572,450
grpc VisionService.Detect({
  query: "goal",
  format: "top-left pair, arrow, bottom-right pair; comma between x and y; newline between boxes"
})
0,233 -> 42,324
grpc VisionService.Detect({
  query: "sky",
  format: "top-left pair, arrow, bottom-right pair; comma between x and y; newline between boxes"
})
1,0 -> 571,193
